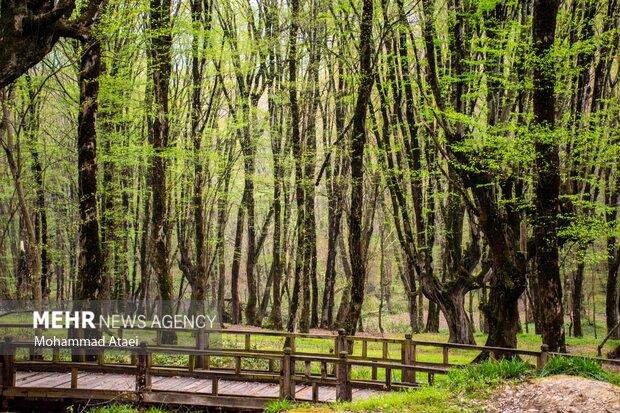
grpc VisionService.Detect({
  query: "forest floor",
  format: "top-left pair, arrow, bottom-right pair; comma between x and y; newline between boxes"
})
484,375 -> 620,412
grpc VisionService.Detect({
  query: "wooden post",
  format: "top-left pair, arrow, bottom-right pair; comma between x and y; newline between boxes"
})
382,342 -> 388,359
98,348 -> 105,366
402,334 -> 413,383
538,344 -> 549,369
196,329 -> 205,369
244,333 -> 251,350
335,329 -> 347,355
188,354 -> 195,372
442,346 -> 449,366
135,341 -> 151,392
71,368 -> 78,389
311,381 -> 319,402
235,356 -> 241,375
52,347 -> 60,363
336,351 -> 351,402
280,347 -> 295,400
386,367 -> 392,390
204,331 -> 210,370
211,377 -> 219,396
1,336 -> 15,387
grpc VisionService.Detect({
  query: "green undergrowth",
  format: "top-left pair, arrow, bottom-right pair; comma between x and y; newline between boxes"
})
540,355 -> 620,386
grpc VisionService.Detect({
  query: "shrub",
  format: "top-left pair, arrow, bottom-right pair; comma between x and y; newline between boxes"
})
445,358 -> 533,393
540,356 -> 620,385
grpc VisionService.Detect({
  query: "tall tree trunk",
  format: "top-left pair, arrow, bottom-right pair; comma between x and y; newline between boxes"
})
76,40 -> 103,303
269,83 -> 284,329
304,23 -> 320,328
24,92 -> 49,300
230,190 -> 247,324
572,246 -> 586,337
242,118 -> 258,325
532,0 -> 566,352
148,0 -> 176,344
286,0 -> 304,332
320,60 -> 346,328
344,0 -> 374,335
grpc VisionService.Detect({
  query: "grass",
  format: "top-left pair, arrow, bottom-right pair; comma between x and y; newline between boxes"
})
540,355 -> 620,386
444,358 -> 533,394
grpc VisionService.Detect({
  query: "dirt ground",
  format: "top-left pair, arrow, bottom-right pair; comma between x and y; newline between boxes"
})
485,375 -> 620,413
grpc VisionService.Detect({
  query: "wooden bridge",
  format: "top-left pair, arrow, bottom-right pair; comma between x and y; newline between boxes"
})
1,325 -> 618,411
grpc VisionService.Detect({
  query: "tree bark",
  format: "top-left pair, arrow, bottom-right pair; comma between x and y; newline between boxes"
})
572,248 -> 586,337
76,39 -> 103,303
148,0 -> 176,344
532,0 -> 566,352
344,0 -> 374,335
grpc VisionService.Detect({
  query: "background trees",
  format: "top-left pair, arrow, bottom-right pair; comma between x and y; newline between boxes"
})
0,0 -> 619,353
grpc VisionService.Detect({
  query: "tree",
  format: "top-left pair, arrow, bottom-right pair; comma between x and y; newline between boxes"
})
148,0 -> 176,344
0,0 -> 106,88
532,0 -> 566,352
344,0 -> 374,335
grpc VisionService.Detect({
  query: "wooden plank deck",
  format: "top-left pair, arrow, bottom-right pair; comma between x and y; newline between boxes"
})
14,371 -> 383,403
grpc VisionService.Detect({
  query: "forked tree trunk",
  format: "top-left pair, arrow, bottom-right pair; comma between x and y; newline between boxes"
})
441,291 -> 475,344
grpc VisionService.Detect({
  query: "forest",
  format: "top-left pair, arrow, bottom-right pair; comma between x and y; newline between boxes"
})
0,0 -> 619,359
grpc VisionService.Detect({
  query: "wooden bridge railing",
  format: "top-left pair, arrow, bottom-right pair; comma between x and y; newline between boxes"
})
0,334 -> 449,403
1,322 -> 618,405
0,323 -> 582,369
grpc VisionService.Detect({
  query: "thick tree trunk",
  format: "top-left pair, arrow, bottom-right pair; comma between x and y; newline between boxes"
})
148,0 -> 175,344
532,0 -> 565,352
441,290 -> 475,344
76,40 -> 104,303
425,301 -> 440,333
